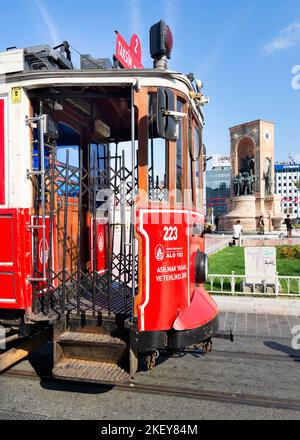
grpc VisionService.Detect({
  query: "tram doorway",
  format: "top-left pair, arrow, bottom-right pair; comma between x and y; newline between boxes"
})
27,85 -> 137,319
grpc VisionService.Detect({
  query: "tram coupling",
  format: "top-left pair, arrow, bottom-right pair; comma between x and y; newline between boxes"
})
213,330 -> 234,343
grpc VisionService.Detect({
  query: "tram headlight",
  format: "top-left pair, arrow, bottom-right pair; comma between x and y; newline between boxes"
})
150,20 -> 173,60
194,250 -> 208,285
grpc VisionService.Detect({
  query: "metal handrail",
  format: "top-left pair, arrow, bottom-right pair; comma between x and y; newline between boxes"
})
207,272 -> 300,296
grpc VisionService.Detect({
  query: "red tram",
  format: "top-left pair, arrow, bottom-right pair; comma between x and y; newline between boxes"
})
0,21 -> 219,383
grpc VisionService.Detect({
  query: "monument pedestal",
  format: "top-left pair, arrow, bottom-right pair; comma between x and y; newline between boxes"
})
219,194 -> 282,232
219,196 -> 256,231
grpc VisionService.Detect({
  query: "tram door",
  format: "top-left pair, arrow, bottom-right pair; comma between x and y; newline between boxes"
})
135,90 -> 192,331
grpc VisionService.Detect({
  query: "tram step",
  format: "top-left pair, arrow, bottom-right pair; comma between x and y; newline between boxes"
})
56,331 -> 127,364
68,310 -> 122,334
52,358 -> 130,384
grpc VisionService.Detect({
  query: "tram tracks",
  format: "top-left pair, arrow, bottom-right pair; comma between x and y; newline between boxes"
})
2,351 -> 300,414
180,348 -> 300,364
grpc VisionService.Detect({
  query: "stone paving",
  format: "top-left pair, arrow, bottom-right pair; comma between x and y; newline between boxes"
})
219,311 -> 300,339
214,295 -> 300,317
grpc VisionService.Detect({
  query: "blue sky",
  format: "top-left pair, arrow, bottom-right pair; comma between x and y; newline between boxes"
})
1,0 -> 300,162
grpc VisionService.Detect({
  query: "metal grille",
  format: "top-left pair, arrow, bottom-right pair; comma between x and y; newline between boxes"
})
148,172 -> 167,202
30,141 -> 137,319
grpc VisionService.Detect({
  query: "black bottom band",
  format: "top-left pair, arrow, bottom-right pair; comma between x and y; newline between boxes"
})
135,315 -> 219,352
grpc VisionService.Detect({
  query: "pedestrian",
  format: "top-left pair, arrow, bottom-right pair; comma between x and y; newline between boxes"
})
233,220 -> 243,246
204,217 -> 212,234
283,215 -> 293,238
257,216 -> 265,235
214,215 -> 220,232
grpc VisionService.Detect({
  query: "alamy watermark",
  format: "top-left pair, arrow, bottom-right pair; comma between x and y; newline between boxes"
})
291,325 -> 300,350
292,65 -> 300,90
0,325 -> 5,349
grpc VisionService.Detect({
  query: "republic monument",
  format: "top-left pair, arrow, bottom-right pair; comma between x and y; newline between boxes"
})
219,120 -> 282,232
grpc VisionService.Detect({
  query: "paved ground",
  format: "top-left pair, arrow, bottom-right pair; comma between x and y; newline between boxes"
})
214,295 -> 300,317
0,312 -> 300,420
219,312 -> 300,338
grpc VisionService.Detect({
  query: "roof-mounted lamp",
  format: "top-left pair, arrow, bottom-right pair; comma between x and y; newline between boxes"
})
150,20 -> 173,70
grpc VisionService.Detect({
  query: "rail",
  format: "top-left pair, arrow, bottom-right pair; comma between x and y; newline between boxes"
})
206,272 -> 300,296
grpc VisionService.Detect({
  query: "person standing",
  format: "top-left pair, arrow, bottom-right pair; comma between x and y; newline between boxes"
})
257,216 -> 265,235
283,215 -> 293,238
233,220 -> 243,246
214,215 -> 220,232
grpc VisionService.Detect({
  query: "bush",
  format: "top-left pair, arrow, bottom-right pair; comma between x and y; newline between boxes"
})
277,246 -> 300,260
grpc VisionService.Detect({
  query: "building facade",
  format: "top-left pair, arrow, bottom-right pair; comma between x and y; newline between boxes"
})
206,156 -> 231,218
274,163 -> 300,219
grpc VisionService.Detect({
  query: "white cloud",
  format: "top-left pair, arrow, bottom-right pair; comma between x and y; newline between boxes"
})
163,0 -> 178,29
34,0 -> 61,45
263,22 -> 300,55
127,0 -> 143,36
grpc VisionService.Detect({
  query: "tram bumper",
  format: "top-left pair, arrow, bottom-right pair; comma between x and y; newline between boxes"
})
168,286 -> 219,349
131,287 -> 221,352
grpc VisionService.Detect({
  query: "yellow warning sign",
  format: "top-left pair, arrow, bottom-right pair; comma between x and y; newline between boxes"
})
12,87 -> 21,104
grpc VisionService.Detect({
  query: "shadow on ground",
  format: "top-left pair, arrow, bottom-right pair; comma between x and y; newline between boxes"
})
264,340 -> 300,362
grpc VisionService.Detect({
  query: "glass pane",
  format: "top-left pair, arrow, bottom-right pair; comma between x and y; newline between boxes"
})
148,94 -> 167,201
176,100 -> 183,203
194,126 -> 200,159
194,126 -> 199,208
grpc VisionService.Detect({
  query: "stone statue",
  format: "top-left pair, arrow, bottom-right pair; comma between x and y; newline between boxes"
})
250,170 -> 256,195
241,155 -> 255,174
243,172 -> 252,196
263,158 -> 272,195
245,156 -> 254,174
234,169 -> 256,196
264,171 -> 273,195
234,172 -> 244,196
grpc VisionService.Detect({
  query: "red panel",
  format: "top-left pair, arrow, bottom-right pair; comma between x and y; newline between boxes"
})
136,207 -> 218,333
0,215 -> 14,262
0,209 -> 32,309
0,212 -> 17,305
0,99 -> 5,205
136,209 -> 190,332
0,273 -> 16,301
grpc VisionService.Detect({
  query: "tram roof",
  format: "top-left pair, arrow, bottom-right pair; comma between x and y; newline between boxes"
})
3,67 -> 192,91
0,46 -> 204,123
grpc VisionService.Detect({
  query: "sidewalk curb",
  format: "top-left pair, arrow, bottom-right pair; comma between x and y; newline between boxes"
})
212,295 -> 300,317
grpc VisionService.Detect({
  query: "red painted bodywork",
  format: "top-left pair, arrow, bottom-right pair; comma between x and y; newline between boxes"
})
136,207 -> 218,332
173,286 -> 219,331
0,209 -> 32,309
0,99 -> 5,205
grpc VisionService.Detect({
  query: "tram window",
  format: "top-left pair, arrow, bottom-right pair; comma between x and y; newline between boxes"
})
90,143 -> 106,172
57,147 -> 79,167
194,127 -> 201,209
148,93 -> 168,202
176,100 -> 184,203
186,143 -> 193,207
55,122 -> 80,168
